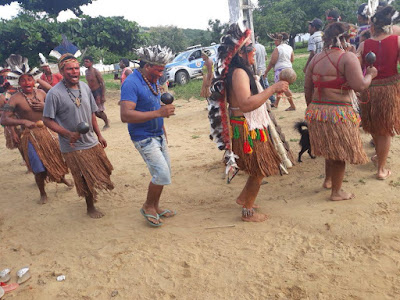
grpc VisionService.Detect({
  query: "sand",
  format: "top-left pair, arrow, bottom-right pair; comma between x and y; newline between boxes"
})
1,90 -> 400,300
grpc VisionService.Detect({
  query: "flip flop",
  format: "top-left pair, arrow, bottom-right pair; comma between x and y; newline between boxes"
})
377,170 -> 391,180
285,107 -> 296,111
140,208 -> 162,227
2,283 -> 19,293
158,209 -> 176,218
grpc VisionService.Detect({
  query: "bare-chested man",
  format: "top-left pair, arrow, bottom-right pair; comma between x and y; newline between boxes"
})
83,56 -> 110,130
1,68 -> 73,204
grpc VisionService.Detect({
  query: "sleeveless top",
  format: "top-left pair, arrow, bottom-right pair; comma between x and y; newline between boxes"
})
363,35 -> 398,79
312,50 -> 351,100
121,67 -> 130,84
275,44 -> 293,70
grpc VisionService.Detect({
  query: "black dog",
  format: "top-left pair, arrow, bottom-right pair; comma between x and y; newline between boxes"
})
294,121 -> 316,162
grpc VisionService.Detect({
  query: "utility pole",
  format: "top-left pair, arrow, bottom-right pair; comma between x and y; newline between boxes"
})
228,0 -> 255,44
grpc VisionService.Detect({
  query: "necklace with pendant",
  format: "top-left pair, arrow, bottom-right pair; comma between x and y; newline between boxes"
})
62,80 -> 81,107
21,90 -> 39,107
138,69 -> 160,96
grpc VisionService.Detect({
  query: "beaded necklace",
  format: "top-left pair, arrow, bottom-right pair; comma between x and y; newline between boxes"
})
62,80 -> 81,107
138,69 -> 160,96
21,90 -> 39,107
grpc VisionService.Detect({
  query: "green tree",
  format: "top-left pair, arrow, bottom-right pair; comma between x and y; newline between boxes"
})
207,19 -> 228,44
0,13 -> 60,65
254,0 -> 364,47
1,0 -> 95,18
148,26 -> 187,53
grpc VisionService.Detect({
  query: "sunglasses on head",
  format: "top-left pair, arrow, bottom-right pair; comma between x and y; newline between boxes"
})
242,43 -> 255,53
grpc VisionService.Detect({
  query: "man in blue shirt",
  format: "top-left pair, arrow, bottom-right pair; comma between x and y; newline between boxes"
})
120,45 -> 176,227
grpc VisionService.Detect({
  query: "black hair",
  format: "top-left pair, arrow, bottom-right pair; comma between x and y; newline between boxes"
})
372,6 -> 399,33
323,22 -> 349,48
120,58 -> 130,67
139,60 -> 146,68
83,56 -> 93,62
225,52 -> 258,99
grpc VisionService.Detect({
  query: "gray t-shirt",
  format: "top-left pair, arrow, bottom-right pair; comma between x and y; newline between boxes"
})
254,42 -> 267,75
43,81 -> 99,153
308,31 -> 324,54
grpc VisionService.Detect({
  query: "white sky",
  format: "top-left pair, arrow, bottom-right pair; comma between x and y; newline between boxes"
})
0,0 -> 258,30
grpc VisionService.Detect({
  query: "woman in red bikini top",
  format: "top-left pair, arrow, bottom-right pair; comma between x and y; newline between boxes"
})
305,23 -> 377,107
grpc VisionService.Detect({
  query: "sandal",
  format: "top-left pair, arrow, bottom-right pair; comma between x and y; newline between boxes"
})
285,107 -> 296,111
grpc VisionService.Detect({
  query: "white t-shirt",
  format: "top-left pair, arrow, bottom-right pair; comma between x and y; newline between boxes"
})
275,43 -> 293,70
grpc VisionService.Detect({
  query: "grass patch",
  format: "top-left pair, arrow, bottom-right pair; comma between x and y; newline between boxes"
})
170,79 -> 203,100
191,135 -> 200,139
290,138 -> 299,142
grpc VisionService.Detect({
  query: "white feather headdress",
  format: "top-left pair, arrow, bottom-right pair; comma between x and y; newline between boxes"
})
135,45 -> 174,66
6,54 -> 42,87
39,53 -> 49,67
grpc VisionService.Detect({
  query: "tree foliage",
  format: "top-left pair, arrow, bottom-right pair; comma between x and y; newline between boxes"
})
147,26 -> 187,54
254,0 -> 365,46
0,14 -> 143,65
1,0 -> 95,18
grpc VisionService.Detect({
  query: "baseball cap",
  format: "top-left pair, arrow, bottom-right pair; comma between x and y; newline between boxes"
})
308,18 -> 323,29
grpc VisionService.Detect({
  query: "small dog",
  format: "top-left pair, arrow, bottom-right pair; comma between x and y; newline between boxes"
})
294,121 -> 316,162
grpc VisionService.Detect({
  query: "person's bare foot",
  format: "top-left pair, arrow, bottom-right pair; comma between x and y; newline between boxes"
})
285,106 -> 296,111
61,178 -> 74,188
156,208 -> 176,218
241,212 -> 268,222
377,169 -> 391,180
236,199 -> 259,209
87,207 -> 105,219
323,179 -> 332,189
330,190 -> 355,201
39,194 -> 48,204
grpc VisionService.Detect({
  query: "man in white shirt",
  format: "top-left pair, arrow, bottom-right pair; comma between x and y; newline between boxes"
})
303,18 -> 324,73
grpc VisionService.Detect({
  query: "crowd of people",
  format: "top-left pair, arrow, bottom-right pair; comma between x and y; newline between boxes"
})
1,2 -> 399,225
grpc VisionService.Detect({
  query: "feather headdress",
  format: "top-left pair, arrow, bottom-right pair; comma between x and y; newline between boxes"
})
5,54 -> 42,87
364,0 -> 380,17
207,21 -> 251,151
49,35 -> 82,60
39,53 -> 49,67
135,45 -> 174,66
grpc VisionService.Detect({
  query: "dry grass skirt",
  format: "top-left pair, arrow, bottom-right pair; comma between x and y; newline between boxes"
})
63,143 -> 114,198
305,101 -> 368,164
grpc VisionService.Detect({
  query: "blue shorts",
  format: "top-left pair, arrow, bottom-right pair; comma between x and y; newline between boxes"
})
133,135 -> 171,185
28,141 -> 46,174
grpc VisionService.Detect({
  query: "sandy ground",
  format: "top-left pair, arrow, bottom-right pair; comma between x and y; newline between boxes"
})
1,90 -> 400,300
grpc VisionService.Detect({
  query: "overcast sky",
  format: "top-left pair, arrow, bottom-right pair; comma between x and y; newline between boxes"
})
0,0 -> 259,30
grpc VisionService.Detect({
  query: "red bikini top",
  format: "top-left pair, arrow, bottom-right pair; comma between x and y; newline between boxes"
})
312,50 -> 351,100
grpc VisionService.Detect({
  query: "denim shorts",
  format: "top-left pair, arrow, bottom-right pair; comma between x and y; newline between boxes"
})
133,135 -> 171,185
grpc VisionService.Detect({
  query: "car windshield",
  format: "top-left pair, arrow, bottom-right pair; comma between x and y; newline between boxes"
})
173,52 -> 189,62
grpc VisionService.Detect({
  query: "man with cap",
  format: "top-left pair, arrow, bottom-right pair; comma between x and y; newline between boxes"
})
43,53 -> 114,218
303,18 -> 324,73
120,45 -> 176,227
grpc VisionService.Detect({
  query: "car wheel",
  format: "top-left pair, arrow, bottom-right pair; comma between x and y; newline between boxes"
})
175,71 -> 189,85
